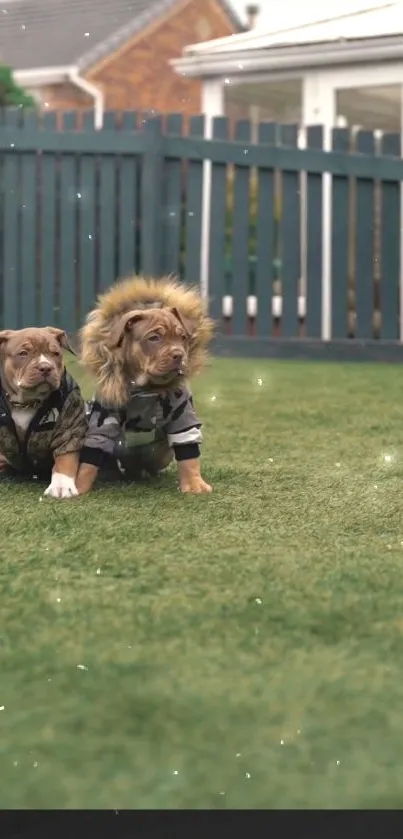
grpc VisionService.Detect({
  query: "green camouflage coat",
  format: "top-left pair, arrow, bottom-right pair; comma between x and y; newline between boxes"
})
0,371 -> 87,476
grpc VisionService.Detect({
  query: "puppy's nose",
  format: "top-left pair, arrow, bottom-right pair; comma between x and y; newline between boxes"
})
38,361 -> 53,376
172,350 -> 184,362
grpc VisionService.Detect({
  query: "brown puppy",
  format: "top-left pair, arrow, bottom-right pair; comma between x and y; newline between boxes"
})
0,327 -> 87,498
76,275 -> 214,494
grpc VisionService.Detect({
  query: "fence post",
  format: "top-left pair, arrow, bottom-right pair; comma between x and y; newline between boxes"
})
400,86 -> 403,342
140,116 -> 164,276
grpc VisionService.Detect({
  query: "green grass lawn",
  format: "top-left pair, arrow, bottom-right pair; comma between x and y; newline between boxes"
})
1,356 -> 403,808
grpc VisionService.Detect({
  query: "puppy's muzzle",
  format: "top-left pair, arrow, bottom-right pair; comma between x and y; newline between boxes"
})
169,348 -> 185,373
36,360 -> 54,377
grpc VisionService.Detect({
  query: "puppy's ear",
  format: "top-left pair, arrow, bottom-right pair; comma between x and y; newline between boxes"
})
110,311 -> 146,348
170,307 -> 198,339
0,330 -> 15,350
45,327 -> 76,354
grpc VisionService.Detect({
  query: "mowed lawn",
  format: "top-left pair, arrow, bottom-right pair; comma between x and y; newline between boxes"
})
1,356 -> 403,809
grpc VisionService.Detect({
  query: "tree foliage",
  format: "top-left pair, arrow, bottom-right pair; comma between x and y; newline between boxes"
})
0,64 -> 36,108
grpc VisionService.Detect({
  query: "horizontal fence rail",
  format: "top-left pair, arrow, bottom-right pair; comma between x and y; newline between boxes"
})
0,107 -> 403,358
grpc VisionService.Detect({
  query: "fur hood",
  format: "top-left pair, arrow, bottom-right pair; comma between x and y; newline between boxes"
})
80,275 -> 214,407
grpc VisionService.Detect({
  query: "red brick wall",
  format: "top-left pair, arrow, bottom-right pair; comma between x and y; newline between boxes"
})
39,82 -> 93,114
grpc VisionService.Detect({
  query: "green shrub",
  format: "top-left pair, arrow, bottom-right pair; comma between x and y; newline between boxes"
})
0,64 -> 36,108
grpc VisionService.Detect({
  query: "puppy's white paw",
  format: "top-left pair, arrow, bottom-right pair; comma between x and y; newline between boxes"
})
44,472 -> 78,499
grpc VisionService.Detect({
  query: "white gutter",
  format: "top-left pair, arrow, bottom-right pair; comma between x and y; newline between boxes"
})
68,69 -> 104,129
13,65 -> 104,129
171,35 -> 403,77
14,66 -> 74,86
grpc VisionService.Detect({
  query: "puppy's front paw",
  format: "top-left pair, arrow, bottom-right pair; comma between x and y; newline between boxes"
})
180,476 -> 212,494
44,472 -> 78,499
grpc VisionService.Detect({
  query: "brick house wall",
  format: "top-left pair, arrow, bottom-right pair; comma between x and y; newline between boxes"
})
39,0 -> 238,119
39,83 -> 93,112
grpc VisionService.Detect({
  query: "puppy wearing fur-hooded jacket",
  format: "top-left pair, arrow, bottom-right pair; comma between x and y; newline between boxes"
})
76,275 -> 214,495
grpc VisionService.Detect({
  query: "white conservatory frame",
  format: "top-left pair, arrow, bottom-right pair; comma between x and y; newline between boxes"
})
171,5 -> 403,341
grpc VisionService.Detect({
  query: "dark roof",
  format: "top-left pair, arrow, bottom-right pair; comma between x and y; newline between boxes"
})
0,0 -> 244,72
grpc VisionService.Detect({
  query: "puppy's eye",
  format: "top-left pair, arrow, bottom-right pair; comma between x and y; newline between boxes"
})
50,349 -> 61,356
148,334 -> 161,343
18,350 -> 28,358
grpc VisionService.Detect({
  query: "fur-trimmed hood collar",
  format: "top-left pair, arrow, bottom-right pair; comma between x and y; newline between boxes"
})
80,275 -> 214,407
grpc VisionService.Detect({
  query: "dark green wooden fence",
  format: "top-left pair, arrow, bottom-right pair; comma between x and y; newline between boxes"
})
1,108 -> 403,358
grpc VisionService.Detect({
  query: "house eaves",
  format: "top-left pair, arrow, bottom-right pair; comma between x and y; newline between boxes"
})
179,1 -> 400,55
13,66 -> 77,87
171,33 -> 403,77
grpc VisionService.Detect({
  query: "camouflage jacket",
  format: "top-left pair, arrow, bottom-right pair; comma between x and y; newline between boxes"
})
81,384 -> 202,468
0,371 -> 87,475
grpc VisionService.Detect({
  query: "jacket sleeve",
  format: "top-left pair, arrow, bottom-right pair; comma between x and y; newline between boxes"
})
164,387 -> 202,461
51,385 -> 87,458
80,398 -> 122,468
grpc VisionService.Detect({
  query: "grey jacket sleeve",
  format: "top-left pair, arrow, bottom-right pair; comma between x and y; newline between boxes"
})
80,398 -> 122,467
163,386 -> 203,460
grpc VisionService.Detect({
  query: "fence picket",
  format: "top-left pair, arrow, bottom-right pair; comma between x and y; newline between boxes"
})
141,117 -> 163,276
255,122 -> 276,336
184,116 -> 204,286
2,108 -> 21,328
355,130 -> 375,339
62,111 -> 78,131
39,112 -> 58,326
58,112 -> 78,332
121,111 -> 139,130
208,118 -> 229,324
306,126 -> 323,338
162,114 -> 183,277
279,124 -> 300,337
103,111 -> 120,130
232,121 -> 252,334
78,112 -> 97,322
380,133 -> 400,340
19,110 -> 38,327
117,111 -> 138,280
98,111 -> 118,293
331,128 -> 350,339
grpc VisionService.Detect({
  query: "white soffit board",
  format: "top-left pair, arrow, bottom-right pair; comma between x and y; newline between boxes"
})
183,2 -> 403,55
